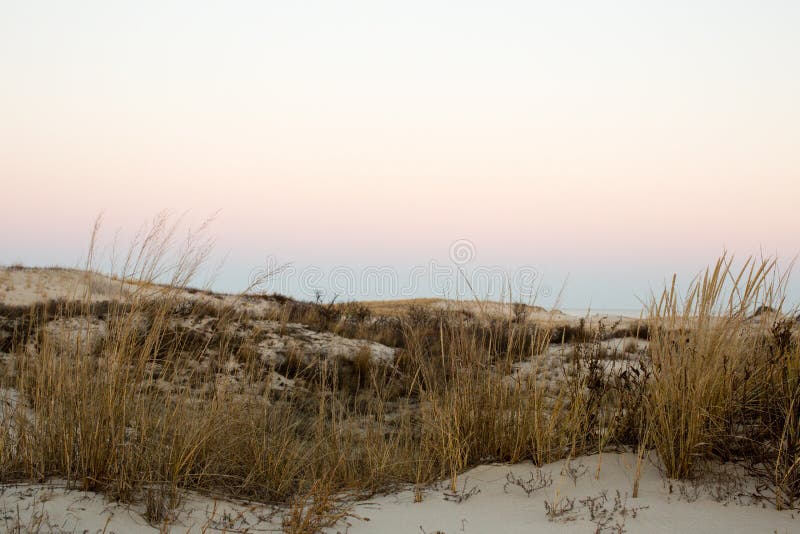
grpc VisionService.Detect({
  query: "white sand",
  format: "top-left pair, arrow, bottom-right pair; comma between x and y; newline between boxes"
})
0,267 -> 124,306
340,453 -> 797,534
2,453 -> 797,533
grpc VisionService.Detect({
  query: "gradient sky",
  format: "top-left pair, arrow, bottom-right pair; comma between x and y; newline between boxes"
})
2,1 -> 799,309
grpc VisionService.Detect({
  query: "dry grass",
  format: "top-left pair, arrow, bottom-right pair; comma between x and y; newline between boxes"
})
352,298 -> 446,317
646,258 -> 791,474
0,221 -> 798,531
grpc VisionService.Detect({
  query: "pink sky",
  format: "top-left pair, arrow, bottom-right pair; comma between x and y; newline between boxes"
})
2,2 -> 798,307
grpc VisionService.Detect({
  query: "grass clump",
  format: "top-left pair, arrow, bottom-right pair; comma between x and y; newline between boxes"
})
646,255 -> 799,495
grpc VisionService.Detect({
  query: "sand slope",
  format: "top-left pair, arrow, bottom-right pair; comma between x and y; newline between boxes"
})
342,453 -> 798,533
2,453 -> 797,533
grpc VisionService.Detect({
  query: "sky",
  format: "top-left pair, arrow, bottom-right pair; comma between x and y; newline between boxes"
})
1,1 -> 799,309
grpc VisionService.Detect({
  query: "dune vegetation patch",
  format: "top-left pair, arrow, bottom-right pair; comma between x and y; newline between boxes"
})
0,220 -> 798,531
